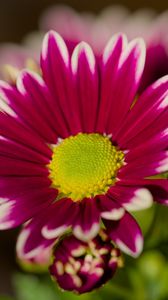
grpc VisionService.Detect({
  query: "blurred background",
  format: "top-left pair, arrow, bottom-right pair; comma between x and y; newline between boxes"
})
1,0 -> 168,43
0,0 -> 168,299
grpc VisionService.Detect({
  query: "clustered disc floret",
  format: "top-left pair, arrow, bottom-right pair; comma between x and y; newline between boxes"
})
49,133 -> 124,201
50,231 -> 122,293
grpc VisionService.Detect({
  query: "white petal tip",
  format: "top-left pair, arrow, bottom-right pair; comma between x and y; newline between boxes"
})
73,223 -> 100,242
71,42 -> 95,74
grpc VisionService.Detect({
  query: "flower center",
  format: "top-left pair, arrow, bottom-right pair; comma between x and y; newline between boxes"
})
49,133 -> 124,201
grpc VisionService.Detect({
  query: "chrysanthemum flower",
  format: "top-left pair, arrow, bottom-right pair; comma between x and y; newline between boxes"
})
0,31 -> 168,265
0,36 -> 41,84
50,231 -> 121,293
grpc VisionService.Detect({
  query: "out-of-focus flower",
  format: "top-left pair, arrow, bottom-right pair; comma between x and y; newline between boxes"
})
40,5 -> 168,90
0,33 -> 42,84
0,31 -> 167,269
17,245 -> 52,273
50,232 -> 122,293
1,5 -> 168,90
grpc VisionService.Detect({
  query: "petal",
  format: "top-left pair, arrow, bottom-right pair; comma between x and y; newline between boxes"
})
0,188 -> 56,229
73,198 -> 100,241
17,70 -> 63,141
97,36 -> 145,135
16,221 -> 56,260
42,198 -> 78,239
143,179 -> 168,205
109,184 -> 153,211
105,212 -> 143,257
71,42 -> 98,132
0,135 -> 49,164
0,110 -> 51,159
119,151 -> 168,178
0,156 -> 49,176
0,176 -> 52,198
0,79 -> 57,144
115,75 -> 168,148
41,30 -> 81,135
96,33 -> 127,133
124,129 -> 168,161
116,178 -> 168,206
97,194 -> 125,220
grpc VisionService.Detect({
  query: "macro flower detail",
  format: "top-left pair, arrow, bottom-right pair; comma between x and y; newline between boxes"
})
49,133 -> 124,200
0,30 -> 167,269
40,5 -> 168,91
0,44 -> 40,84
50,232 -> 121,293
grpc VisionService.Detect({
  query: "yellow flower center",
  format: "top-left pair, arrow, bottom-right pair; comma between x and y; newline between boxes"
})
49,133 -> 124,201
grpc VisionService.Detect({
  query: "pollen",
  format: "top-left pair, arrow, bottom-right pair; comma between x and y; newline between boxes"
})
49,133 -> 124,201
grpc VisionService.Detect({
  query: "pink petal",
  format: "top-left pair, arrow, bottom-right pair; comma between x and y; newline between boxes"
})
71,42 -> 98,132
97,194 -> 125,220
41,30 -> 82,135
16,221 -> 56,260
109,184 -> 153,211
98,36 -> 145,135
119,150 -> 168,177
116,178 -> 168,206
0,188 -> 56,229
115,75 -> 168,148
105,212 -> 143,257
73,198 -> 100,241
42,198 -> 78,239
0,110 -> 51,159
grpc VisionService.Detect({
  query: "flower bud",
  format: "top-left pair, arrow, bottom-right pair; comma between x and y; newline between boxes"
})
50,231 -> 122,293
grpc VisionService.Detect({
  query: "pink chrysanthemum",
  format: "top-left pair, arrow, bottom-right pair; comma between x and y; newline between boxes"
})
0,31 -> 167,264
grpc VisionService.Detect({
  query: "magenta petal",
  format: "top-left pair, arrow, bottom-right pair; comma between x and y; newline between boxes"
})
98,36 -> 145,135
115,75 -> 168,148
97,195 -> 125,220
119,150 -> 168,177
96,33 -> 127,133
0,176 -> 52,198
42,198 -> 78,239
116,178 -> 168,206
0,187 -> 57,230
73,198 -> 100,241
0,79 -> 56,143
41,30 -> 82,135
124,130 -> 168,162
142,179 -> 168,205
0,156 -> 49,176
0,136 -> 49,164
0,111 -> 51,159
16,221 -> 56,260
109,184 -> 153,211
105,212 -> 143,257
71,42 -> 98,132
16,70 -> 60,142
